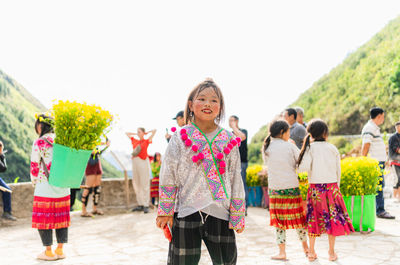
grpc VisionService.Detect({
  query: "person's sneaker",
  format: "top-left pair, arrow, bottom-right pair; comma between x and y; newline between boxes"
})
377,211 -> 395,219
2,212 -> 17,221
132,206 -> 144,212
143,207 -> 149,214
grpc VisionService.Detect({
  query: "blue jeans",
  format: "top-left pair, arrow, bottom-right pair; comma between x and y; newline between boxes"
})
376,162 -> 386,215
241,162 -> 248,207
0,177 -> 12,213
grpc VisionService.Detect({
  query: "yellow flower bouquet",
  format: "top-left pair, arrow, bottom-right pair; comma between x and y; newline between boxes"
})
52,100 -> 113,150
298,171 -> 309,201
340,156 -> 383,232
47,100 -> 113,188
340,157 -> 383,197
246,164 -> 263,187
246,164 -> 263,207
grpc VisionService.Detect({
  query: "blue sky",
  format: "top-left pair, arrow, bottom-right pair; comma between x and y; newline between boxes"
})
1,0 -> 400,158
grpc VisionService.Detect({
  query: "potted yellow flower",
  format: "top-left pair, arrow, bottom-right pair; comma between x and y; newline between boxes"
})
48,100 -> 113,188
246,164 -> 263,207
340,157 -> 383,232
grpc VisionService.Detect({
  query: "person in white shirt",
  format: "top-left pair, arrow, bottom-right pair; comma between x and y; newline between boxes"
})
298,119 -> 354,262
263,119 -> 308,261
361,107 -> 395,219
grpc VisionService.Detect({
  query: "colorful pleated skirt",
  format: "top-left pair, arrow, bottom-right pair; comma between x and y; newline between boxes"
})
150,176 -> 159,198
32,195 -> 71,230
269,187 -> 306,230
306,183 -> 354,237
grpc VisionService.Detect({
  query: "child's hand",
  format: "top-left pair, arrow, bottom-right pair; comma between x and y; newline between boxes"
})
235,228 -> 244,234
156,216 -> 173,229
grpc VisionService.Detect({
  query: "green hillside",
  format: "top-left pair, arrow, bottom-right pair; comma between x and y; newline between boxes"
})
0,69 -> 122,183
293,16 -> 400,134
248,16 -> 400,165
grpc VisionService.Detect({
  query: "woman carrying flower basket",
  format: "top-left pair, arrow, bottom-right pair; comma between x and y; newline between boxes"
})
30,114 -> 70,261
126,127 -> 156,214
81,139 -> 111,217
298,119 -> 354,262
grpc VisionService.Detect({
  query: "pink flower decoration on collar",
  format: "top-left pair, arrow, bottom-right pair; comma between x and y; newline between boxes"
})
224,148 -> 231,155
180,129 -> 187,135
185,139 -> 192,146
192,145 -> 199,152
171,127 -> 177,132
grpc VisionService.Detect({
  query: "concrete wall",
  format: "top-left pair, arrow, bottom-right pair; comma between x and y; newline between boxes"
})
0,178 -> 137,218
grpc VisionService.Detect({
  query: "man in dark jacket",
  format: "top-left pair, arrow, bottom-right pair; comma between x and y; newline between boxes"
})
0,141 -> 17,221
389,122 -> 400,200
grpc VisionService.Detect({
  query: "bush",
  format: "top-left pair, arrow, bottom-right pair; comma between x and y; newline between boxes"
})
51,100 -> 113,150
340,157 -> 383,196
246,164 -> 263,187
298,171 -> 309,200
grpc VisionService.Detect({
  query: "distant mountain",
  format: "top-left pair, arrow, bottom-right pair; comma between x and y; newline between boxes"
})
248,16 -> 400,165
0,69 -> 122,182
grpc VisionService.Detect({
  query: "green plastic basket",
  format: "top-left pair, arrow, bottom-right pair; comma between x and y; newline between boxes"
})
343,195 -> 376,232
48,143 -> 92,188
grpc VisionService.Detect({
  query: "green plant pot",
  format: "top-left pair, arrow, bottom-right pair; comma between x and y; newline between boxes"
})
48,143 -> 92,188
343,195 -> 376,232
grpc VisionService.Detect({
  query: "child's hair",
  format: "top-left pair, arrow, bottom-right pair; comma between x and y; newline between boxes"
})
184,78 -> 225,125
35,114 -> 54,137
297,119 -> 329,166
153,152 -> 161,163
138,127 -> 145,133
262,120 -> 290,152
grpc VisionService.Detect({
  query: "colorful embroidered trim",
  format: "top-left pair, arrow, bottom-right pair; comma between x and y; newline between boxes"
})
269,187 -> 301,196
183,124 -> 238,201
157,185 -> 177,216
229,198 -> 245,230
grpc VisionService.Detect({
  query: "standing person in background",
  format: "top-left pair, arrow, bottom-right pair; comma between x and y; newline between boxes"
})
0,141 -> 17,221
165,111 -> 185,142
150,152 -> 161,206
298,119 -> 354,262
284,108 -> 307,149
262,120 -> 308,261
361,107 -> 395,219
229,115 -> 248,214
126,128 -> 156,214
30,114 -> 70,261
81,139 -> 111,217
388,122 -> 400,200
295,107 -> 307,128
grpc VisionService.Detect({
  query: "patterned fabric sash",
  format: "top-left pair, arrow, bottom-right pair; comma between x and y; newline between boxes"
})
269,187 -> 301,196
185,124 -> 234,201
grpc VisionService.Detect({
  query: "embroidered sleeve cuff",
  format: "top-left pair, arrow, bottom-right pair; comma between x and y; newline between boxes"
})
157,185 -> 178,216
229,198 -> 246,230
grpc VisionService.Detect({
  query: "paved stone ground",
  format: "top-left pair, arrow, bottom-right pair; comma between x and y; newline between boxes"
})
1,199 -> 400,265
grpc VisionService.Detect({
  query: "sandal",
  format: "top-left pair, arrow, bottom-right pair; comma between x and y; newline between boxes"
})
308,253 -> 318,262
271,254 -> 287,261
92,210 -> 104,215
329,253 -> 338,262
81,212 -> 93,217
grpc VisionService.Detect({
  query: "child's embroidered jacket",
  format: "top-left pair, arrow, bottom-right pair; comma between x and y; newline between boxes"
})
157,124 -> 245,230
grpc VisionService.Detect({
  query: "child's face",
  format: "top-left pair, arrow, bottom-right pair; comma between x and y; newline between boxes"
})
190,87 -> 221,123
282,129 -> 290,141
